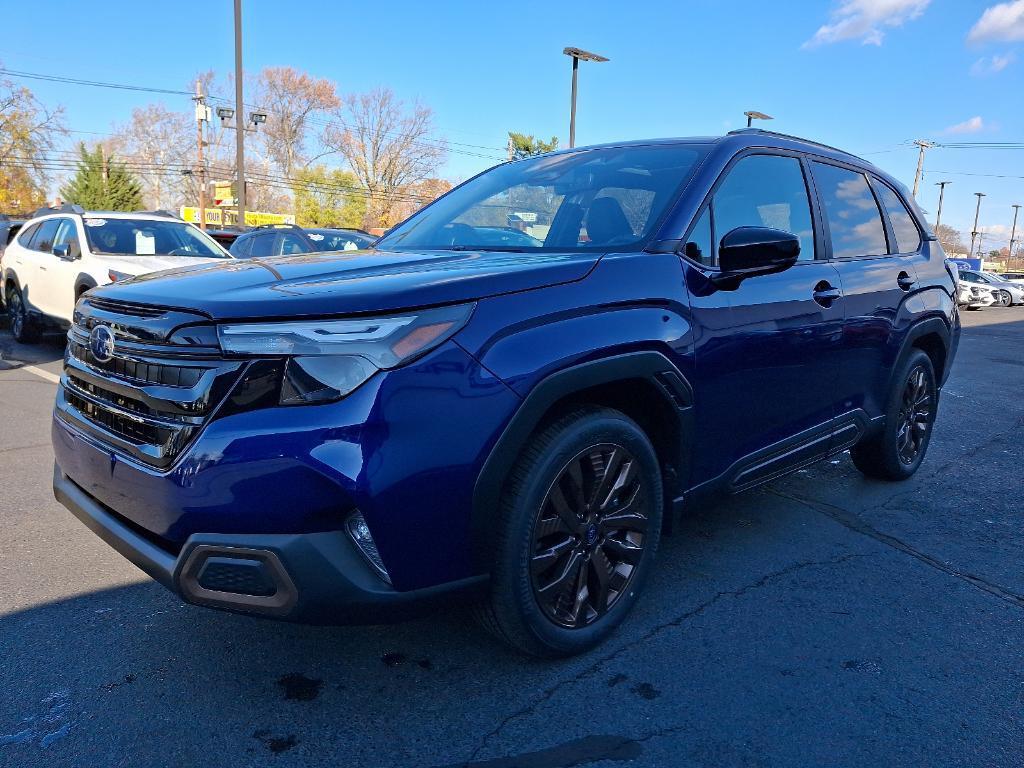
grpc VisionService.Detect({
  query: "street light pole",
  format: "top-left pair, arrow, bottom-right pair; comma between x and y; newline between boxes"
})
234,0 -> 246,227
970,192 -> 985,259
563,47 -> 608,149
1008,204 -> 1021,263
934,181 -> 950,233
912,139 -> 935,198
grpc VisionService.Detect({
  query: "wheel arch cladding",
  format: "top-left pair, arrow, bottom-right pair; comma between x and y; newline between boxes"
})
75,274 -> 97,298
470,351 -> 693,572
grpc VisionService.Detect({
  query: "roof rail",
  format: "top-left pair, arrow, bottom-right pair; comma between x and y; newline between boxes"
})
31,202 -> 85,218
253,222 -> 303,231
726,128 -> 863,160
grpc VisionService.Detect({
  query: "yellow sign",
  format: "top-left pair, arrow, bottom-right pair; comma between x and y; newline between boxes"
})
180,207 -> 296,227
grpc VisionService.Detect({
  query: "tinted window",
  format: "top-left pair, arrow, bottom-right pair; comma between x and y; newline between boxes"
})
277,232 -> 309,255
248,234 -> 275,258
811,163 -> 887,259
53,218 -> 81,258
229,235 -> 252,258
30,219 -> 61,253
17,222 -> 40,247
82,218 -> 226,258
684,207 -> 713,266
875,181 -> 921,254
713,154 -> 815,263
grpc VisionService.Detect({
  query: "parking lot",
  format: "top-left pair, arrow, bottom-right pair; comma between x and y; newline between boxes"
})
1,308 -> 1022,767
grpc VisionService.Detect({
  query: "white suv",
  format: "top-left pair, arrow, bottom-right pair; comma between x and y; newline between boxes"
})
1,206 -> 232,342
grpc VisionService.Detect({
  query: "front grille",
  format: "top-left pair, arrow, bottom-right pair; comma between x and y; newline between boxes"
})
57,310 -> 246,469
85,297 -> 168,318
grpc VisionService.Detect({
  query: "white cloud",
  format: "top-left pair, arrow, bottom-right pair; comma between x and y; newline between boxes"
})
970,51 -> 1017,74
803,0 -> 931,48
944,116 -> 985,134
968,1 -> 1024,44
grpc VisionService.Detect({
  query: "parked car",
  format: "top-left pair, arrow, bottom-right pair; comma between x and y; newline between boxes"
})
51,130 -> 959,657
957,281 -> 996,310
997,271 -> 1024,284
228,224 -> 375,258
1,205 -> 232,342
204,227 -> 248,250
0,215 -> 25,261
957,269 -> 1024,306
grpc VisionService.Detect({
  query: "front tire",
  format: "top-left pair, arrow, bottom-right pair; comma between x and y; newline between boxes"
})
7,285 -> 40,344
851,349 -> 937,481
478,406 -> 663,657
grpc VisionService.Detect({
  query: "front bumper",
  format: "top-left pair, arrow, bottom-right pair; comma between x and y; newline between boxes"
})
53,465 -> 487,623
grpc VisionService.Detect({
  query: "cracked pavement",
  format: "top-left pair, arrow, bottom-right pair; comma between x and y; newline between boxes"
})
1,309 -> 1022,767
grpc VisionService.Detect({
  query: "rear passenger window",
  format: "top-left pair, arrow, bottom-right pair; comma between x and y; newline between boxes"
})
874,181 -> 921,254
277,233 -> 308,255
712,155 -> 815,262
30,219 -> 61,253
811,162 -> 887,259
18,223 -> 40,246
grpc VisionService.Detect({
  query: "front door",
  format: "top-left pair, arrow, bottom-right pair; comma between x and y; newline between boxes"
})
684,152 -> 844,489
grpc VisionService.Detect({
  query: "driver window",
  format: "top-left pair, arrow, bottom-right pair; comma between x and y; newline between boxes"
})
52,219 -> 81,258
713,155 -> 815,263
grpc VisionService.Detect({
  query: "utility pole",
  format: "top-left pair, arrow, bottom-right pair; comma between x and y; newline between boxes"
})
194,80 -> 209,230
911,140 -> 934,198
507,135 -> 514,162
100,144 -> 109,183
970,192 -> 985,260
934,181 -> 950,232
1008,204 -> 1021,263
233,0 -> 246,227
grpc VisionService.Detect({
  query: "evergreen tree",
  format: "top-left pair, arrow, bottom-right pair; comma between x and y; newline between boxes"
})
60,143 -> 142,211
508,132 -> 559,160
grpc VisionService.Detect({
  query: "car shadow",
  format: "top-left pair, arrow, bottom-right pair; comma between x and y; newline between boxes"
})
0,314 -> 67,367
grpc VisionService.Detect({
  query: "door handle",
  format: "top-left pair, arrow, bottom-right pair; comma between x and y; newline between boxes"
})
812,282 -> 842,306
897,271 -> 916,291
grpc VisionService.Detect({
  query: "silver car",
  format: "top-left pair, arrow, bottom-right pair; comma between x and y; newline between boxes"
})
958,270 -> 1024,307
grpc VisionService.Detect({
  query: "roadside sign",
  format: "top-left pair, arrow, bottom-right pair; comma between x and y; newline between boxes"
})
180,207 -> 295,227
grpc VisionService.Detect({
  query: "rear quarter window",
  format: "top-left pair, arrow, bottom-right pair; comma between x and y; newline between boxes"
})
874,181 -> 921,254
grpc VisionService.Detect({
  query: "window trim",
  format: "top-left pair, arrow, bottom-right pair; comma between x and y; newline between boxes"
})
805,156 -> 897,263
678,148 -> 824,271
28,217 -> 62,254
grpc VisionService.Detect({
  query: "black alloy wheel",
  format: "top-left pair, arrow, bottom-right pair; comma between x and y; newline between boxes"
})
530,444 -> 649,629
896,365 -> 933,465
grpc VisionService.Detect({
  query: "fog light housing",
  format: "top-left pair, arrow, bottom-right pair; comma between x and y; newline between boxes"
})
346,511 -> 391,585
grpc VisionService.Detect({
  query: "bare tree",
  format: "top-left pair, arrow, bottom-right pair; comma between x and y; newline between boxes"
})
321,88 -> 447,228
934,223 -> 965,256
111,104 -> 192,210
0,67 -> 66,211
255,66 -> 339,179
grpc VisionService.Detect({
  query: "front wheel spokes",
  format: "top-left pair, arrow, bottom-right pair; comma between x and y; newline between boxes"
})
531,536 -> 575,576
536,548 -> 586,598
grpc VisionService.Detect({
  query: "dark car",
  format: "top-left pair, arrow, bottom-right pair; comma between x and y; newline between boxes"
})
51,130 -> 959,657
229,224 -> 375,258
0,216 -> 25,260
204,227 -> 248,250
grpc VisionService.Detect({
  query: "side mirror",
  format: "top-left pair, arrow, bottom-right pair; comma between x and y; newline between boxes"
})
53,243 -> 73,260
713,226 -> 800,288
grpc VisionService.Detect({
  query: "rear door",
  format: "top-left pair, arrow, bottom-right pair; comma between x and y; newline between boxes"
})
19,218 -> 61,316
685,152 -> 845,489
811,161 -> 924,426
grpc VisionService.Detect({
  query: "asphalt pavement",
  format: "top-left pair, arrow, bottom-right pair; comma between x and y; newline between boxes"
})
1,308 -> 1022,768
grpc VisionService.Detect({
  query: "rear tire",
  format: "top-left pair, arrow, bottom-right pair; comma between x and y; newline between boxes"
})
7,285 -> 40,344
477,406 -> 663,657
851,349 -> 937,481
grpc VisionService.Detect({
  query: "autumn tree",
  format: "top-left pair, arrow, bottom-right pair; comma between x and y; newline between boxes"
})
60,143 -> 142,211
508,132 -> 558,160
111,103 -> 192,210
255,67 -> 339,179
934,223 -> 964,255
321,88 -> 447,229
0,67 -> 65,212
389,177 -> 453,224
292,165 -> 365,228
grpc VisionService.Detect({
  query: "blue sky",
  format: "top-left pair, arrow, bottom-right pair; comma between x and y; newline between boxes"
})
3,0 -> 1023,248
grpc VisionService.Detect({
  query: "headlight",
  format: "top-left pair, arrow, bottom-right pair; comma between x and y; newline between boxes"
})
217,303 -> 474,405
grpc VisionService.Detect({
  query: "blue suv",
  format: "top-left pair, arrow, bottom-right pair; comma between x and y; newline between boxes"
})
52,130 -> 959,656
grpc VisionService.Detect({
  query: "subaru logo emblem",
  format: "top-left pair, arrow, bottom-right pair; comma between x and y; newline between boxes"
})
89,325 -> 115,363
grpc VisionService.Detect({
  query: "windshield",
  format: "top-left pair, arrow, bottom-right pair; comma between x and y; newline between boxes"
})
306,230 -> 376,251
83,218 -> 228,258
377,144 -> 708,252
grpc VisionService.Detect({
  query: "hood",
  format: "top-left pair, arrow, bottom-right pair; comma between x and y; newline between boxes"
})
104,254 -> 227,277
92,248 -> 601,320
